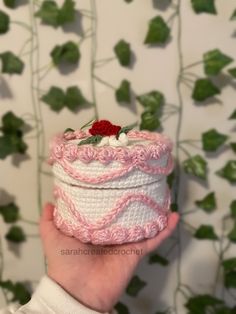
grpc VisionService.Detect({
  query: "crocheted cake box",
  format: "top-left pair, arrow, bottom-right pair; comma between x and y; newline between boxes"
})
49,122 -> 174,245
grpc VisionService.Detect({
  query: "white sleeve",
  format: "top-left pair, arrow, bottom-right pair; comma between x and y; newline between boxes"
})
0,275 -> 117,314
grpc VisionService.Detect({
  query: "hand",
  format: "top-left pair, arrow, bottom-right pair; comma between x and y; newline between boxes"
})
40,203 -> 179,313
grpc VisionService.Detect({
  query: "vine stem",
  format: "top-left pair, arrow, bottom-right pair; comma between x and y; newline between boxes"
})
90,0 -> 99,120
173,0 -> 184,312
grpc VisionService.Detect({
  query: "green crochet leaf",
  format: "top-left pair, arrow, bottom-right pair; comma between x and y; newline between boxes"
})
114,39 -> 131,67
0,10 -> 10,34
144,16 -> 170,45
194,225 -> 218,240
126,275 -> 146,297
201,128 -> 228,152
192,78 -> 220,102
203,49 -> 233,76
0,51 -> 24,74
216,161 -> 236,184
191,0 -> 217,15
0,202 -> 19,223
183,155 -> 207,180
115,80 -> 131,104
50,41 -> 80,65
195,192 -> 216,213
78,135 -> 103,146
5,226 -> 26,243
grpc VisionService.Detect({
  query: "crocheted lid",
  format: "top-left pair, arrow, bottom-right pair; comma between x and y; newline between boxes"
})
49,121 -> 174,188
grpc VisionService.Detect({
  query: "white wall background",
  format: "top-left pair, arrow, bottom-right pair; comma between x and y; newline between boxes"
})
0,0 -> 236,313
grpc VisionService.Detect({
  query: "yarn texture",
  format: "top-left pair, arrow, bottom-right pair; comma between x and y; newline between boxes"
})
49,128 -> 174,245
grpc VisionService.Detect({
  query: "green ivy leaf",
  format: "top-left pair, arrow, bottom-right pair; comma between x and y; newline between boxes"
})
0,280 -> 31,305
41,86 -> 65,112
124,0 -> 133,2
0,203 -> 19,223
185,294 -> 223,313
35,0 -> 59,27
230,143 -> 236,154
3,0 -> 16,9
114,40 -> 131,67
192,78 -> 220,102
144,16 -> 170,45
136,91 -> 164,113
50,41 -> 80,65
229,109 -> 236,119
230,9 -> 236,21
194,225 -> 218,240
191,0 -> 217,15
35,0 -> 76,27
0,10 -> 10,34
195,192 -> 216,213
114,302 -> 130,314
78,135 -> 103,146
222,257 -> 236,272
115,80 -> 131,103
216,161 -> 236,184
126,275 -> 146,297
224,271 -> 236,289
140,111 -> 161,131
228,223 -> 236,243
228,68 -> 236,78
0,134 -> 27,159
65,86 -> 90,111
183,155 -> 207,180
1,111 -> 24,134
57,0 -> 76,25
149,253 -> 169,266
5,226 -> 26,243
230,200 -> 236,219
0,51 -> 24,74
202,128 -> 228,152
203,49 -> 233,76
0,111 -> 27,159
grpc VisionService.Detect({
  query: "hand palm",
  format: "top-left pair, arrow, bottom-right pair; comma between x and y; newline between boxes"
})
40,203 -> 179,312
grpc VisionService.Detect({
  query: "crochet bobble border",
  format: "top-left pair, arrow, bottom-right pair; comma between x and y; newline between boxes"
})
53,185 -> 171,245
49,130 -> 174,183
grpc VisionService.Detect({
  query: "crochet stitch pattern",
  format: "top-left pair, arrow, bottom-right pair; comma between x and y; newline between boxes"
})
49,122 -> 174,245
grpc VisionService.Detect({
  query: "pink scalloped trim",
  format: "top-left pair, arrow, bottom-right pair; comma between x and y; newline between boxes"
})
53,209 -> 170,245
48,130 -> 173,166
53,185 -> 170,231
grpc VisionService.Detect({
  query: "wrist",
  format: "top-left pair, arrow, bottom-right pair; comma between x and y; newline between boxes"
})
47,270 -> 114,313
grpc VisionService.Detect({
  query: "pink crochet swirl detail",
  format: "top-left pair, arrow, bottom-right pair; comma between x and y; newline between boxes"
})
54,185 -> 170,231
53,209 -> 170,245
49,130 -> 173,166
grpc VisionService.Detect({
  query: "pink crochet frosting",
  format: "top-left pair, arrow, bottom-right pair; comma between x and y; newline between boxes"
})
49,126 -> 174,245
